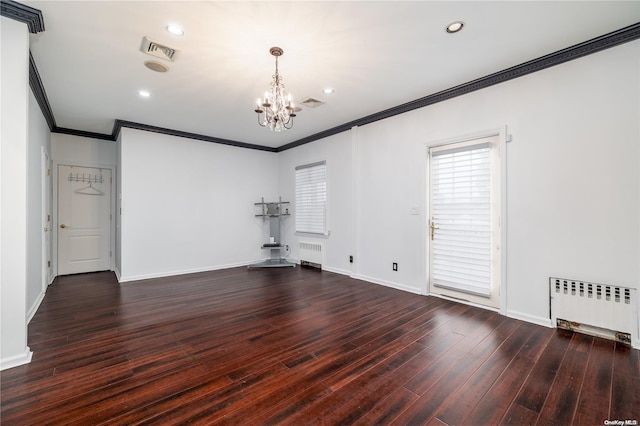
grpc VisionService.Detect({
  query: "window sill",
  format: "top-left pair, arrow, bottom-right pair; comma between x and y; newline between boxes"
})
295,231 -> 330,239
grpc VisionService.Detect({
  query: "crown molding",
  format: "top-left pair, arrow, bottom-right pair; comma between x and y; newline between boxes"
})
278,22 -> 640,152
0,0 -> 44,33
54,127 -> 113,141
28,52 -> 56,130
23,16 -> 640,153
111,120 -> 278,152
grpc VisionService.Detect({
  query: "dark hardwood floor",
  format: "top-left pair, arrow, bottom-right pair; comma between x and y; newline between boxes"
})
1,267 -> 638,425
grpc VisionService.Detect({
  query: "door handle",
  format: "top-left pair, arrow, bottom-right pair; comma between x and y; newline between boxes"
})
430,217 -> 439,241
44,227 -> 51,232
60,224 -> 67,228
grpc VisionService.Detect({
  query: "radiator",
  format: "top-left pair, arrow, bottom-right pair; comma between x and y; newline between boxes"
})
550,277 -> 638,347
299,242 -> 323,269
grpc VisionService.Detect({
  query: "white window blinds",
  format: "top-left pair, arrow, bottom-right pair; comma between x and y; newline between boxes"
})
295,161 -> 327,235
430,142 -> 492,296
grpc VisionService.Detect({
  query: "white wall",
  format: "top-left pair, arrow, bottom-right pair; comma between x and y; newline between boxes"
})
118,128 -> 279,281
278,131 -> 355,276
0,17 -> 32,370
278,41 -> 640,330
26,90 -> 52,321
51,133 -> 117,166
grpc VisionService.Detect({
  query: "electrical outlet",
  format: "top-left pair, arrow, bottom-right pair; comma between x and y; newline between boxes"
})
349,255 -> 353,263
393,262 -> 398,271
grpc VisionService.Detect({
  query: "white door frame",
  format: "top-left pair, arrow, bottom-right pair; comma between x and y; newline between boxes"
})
53,160 -> 116,276
41,147 -> 54,288
425,126 -> 508,315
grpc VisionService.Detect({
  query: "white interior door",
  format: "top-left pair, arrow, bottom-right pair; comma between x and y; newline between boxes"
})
428,136 -> 501,308
58,165 -> 111,275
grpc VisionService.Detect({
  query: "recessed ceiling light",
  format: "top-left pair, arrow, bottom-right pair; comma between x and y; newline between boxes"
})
446,21 -> 464,33
166,24 -> 184,36
138,90 -> 151,98
322,88 -> 335,94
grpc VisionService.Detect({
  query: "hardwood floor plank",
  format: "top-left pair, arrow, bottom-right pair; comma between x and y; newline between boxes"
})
7,364 -> 215,425
461,324 -> 551,425
1,268 -> 637,425
391,318 -> 521,425
112,362 -> 289,425
322,301 -> 456,392
573,337 -> 614,426
469,354 -> 535,425
536,332 -> 593,426
251,383 -> 335,426
510,328 -> 573,414
257,323 -> 466,425
352,387 -> 419,426
432,321 -> 537,425
500,402 -> 540,426
212,298 -> 434,382
402,308 -> 506,396
610,342 -> 640,421
274,341 -> 430,426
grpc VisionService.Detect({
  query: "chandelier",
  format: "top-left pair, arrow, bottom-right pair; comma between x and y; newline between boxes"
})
254,47 -> 297,131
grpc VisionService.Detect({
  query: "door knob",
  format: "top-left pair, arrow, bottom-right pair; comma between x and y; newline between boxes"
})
60,224 -> 67,228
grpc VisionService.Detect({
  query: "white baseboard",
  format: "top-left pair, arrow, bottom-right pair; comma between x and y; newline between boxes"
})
117,261 -> 260,283
321,265 -> 352,276
507,309 -> 553,328
26,291 -> 46,324
0,347 -> 33,371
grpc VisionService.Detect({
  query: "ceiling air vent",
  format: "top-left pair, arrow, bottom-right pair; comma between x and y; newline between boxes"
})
300,97 -> 325,109
140,36 -> 178,62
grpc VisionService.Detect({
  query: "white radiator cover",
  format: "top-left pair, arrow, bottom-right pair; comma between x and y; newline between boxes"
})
299,242 -> 323,268
550,277 -> 638,348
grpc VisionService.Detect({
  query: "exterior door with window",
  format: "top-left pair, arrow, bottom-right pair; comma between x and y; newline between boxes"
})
429,136 -> 501,308
58,165 -> 112,275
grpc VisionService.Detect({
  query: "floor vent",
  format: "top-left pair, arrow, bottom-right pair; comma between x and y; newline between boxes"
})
299,242 -> 323,270
550,277 -> 638,347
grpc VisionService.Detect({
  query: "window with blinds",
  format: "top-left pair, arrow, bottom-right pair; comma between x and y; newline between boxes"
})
430,142 -> 492,297
295,161 -> 327,235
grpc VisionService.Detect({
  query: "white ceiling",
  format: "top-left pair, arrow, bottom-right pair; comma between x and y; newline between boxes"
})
24,1 -> 640,149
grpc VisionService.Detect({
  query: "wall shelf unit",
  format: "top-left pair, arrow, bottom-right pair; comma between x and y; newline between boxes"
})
248,197 -> 296,268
